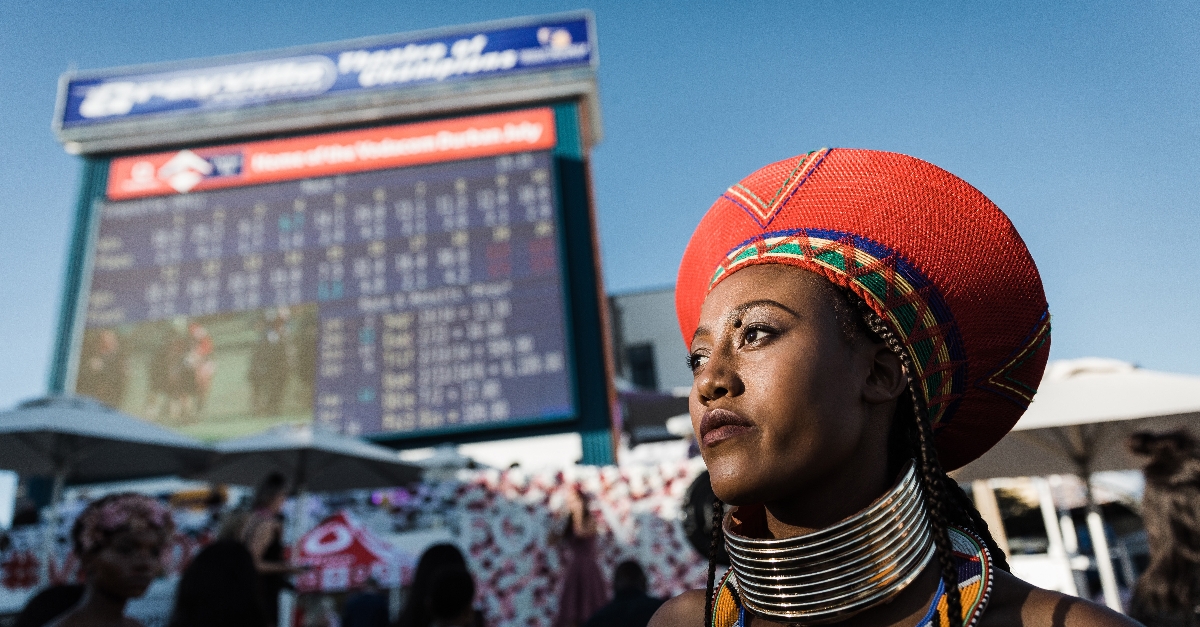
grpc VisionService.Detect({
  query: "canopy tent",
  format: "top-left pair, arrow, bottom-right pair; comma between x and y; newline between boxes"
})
953,358 -> 1200,612
0,395 -> 214,585
292,510 -> 414,592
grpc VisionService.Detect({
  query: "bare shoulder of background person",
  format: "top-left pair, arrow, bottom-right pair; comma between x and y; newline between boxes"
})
647,590 -> 705,627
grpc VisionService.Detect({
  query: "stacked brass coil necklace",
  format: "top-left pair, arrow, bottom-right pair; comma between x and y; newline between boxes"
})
722,461 -> 934,625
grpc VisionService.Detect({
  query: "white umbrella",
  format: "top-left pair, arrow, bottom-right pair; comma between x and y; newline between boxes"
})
955,358 -> 1200,481
203,424 -> 423,541
953,358 -> 1200,612
203,424 -> 422,492
0,394 -> 214,584
0,395 -> 214,483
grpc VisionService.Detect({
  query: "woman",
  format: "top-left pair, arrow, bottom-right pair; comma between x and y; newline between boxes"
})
168,539 -> 266,627
396,544 -> 485,627
554,488 -> 608,627
649,149 -> 1137,627
49,493 -> 174,627
241,472 -> 303,626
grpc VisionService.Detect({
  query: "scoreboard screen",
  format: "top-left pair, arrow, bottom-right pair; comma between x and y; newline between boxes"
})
72,108 -> 580,441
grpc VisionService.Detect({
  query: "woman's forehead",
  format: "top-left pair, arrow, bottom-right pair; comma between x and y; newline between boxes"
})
699,265 -> 835,319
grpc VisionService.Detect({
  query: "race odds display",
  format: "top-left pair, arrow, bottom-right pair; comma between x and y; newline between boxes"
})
75,108 -> 577,440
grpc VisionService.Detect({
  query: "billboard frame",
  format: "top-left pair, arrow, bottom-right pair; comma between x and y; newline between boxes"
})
50,14 -> 617,463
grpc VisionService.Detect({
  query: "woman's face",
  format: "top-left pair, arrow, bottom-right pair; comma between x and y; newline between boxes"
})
83,526 -> 166,600
687,265 -> 899,508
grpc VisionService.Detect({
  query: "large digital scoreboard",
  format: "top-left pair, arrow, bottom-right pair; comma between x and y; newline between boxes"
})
52,14 -> 616,461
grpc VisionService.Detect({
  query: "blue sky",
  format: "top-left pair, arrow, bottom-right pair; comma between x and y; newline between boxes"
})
1,0 -> 1198,410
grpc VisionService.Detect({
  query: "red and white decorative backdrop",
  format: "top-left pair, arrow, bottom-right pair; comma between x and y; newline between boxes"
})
0,458 -> 710,625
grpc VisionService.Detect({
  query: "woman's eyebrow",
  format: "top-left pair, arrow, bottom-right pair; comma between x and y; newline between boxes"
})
727,298 -> 802,320
692,298 -> 802,344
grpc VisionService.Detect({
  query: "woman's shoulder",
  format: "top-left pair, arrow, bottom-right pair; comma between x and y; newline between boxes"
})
980,569 -> 1141,627
647,589 -> 706,627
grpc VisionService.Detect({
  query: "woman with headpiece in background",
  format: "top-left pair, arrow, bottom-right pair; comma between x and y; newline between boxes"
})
649,149 -> 1139,627
48,493 -> 174,627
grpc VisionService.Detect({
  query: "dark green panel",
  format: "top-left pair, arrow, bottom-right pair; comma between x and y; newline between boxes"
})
49,157 -> 108,394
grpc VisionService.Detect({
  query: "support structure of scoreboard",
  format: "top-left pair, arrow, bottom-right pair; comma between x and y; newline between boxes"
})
50,12 -> 618,464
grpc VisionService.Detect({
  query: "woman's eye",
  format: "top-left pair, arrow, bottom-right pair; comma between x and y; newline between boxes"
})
744,326 -> 772,344
686,352 -> 708,372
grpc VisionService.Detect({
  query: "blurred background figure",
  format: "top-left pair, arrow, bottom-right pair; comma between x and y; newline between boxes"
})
46,493 -> 174,627
395,544 -> 483,627
1129,430 -> 1200,626
249,310 -> 291,417
553,487 -> 607,627
241,472 -> 303,627
426,566 -> 478,627
167,539 -> 266,627
341,577 -> 388,627
582,561 -> 662,627
75,329 -> 127,409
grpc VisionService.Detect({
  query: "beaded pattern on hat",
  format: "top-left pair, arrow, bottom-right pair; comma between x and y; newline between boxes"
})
709,229 -> 966,428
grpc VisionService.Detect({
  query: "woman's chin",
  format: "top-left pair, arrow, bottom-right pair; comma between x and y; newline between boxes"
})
707,458 -> 773,506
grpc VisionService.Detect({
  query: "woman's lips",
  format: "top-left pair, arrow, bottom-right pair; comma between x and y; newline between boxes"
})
699,408 -> 755,447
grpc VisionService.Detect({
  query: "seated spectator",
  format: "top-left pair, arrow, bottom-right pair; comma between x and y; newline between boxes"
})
583,561 -> 663,627
47,493 -> 175,627
167,539 -> 265,627
342,577 -> 388,627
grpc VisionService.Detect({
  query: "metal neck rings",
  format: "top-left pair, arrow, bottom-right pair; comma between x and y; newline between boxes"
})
722,460 -> 935,625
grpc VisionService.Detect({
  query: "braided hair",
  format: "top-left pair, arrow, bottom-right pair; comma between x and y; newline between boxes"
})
701,288 -> 1009,627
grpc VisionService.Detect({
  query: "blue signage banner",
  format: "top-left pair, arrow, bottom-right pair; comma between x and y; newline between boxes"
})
58,14 -> 593,129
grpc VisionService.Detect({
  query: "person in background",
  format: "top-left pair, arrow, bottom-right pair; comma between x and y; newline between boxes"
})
1129,430 -> 1200,626
583,561 -> 663,627
47,493 -> 174,627
426,567 -> 479,627
342,578 -> 389,627
553,488 -> 607,627
167,539 -> 265,627
241,472 -> 303,626
394,544 -> 483,627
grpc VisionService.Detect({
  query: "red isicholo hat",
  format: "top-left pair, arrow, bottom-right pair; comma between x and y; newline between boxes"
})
676,148 -> 1050,470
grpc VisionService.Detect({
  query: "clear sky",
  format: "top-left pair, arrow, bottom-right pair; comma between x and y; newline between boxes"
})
1,0 -> 1197,410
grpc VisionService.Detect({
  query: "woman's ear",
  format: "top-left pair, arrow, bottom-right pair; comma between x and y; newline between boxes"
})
862,345 -> 907,405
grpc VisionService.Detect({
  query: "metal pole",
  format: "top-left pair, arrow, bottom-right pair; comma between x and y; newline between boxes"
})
1083,475 -> 1123,613
971,479 -> 1010,556
1033,477 -> 1078,595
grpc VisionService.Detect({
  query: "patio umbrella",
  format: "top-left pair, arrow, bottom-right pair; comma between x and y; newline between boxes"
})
202,424 -> 422,539
0,395 -> 214,483
954,358 -> 1200,482
952,358 -> 1200,612
0,394 -> 214,584
203,424 -> 422,491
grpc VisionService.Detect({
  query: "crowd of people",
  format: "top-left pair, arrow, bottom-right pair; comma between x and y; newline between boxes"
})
9,471 -> 672,627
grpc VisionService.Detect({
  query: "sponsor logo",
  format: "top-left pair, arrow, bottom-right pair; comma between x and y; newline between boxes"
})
61,18 -> 593,128
77,56 -> 337,119
116,149 -> 243,195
